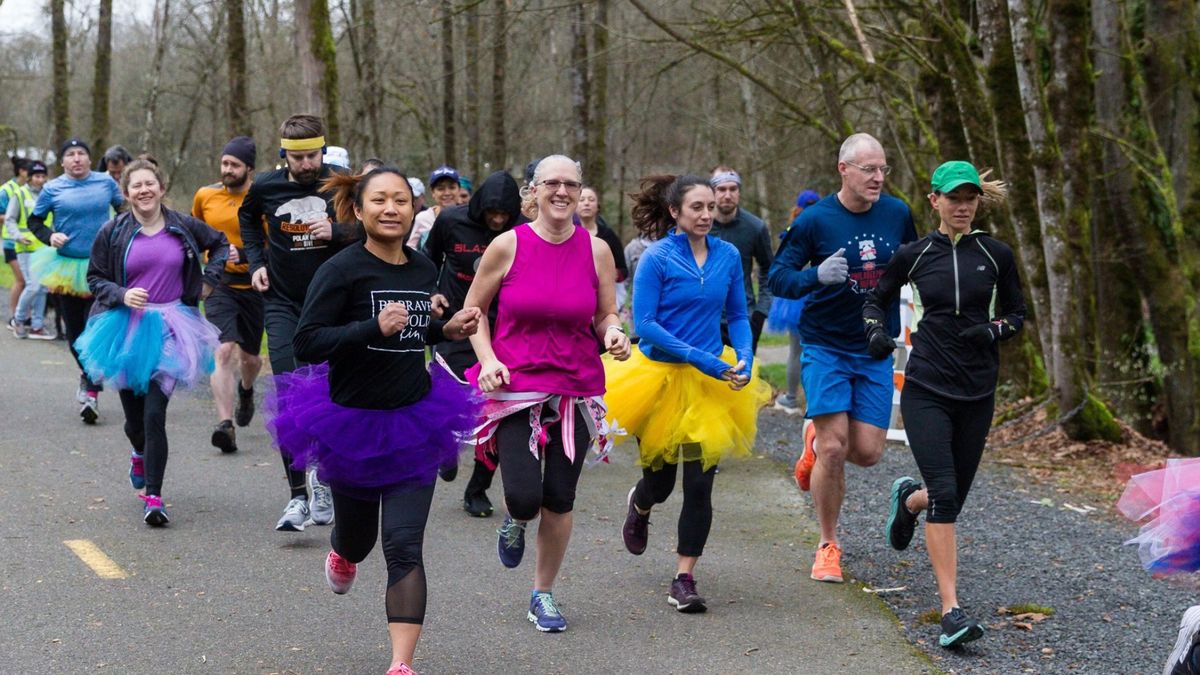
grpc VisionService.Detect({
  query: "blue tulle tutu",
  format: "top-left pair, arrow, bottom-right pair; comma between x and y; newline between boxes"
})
765,296 -> 806,335
264,364 -> 481,498
74,303 -> 220,395
29,247 -> 90,296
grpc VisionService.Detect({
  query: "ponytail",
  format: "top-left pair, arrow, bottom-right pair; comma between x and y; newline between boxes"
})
629,173 -> 711,240
320,166 -> 412,226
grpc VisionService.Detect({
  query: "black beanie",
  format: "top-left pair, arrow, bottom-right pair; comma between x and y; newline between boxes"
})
222,136 -> 257,168
59,137 -> 91,158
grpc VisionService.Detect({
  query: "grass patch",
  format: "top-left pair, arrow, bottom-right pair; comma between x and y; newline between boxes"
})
916,608 -> 942,625
1005,603 -> 1055,616
758,363 -> 786,391
758,332 -> 790,348
0,262 -> 13,288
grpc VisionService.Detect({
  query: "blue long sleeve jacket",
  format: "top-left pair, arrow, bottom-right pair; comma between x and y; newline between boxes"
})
633,231 -> 753,379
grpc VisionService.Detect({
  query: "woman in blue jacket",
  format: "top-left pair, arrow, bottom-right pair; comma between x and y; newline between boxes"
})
604,174 -> 771,613
75,159 -> 228,526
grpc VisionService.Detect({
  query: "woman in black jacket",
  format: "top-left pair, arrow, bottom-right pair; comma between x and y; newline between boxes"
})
862,160 -> 1025,648
75,159 -> 228,526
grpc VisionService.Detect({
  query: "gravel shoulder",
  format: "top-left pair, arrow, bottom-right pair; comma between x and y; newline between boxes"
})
757,407 -> 1197,675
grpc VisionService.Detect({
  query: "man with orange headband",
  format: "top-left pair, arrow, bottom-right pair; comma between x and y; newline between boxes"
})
240,114 -> 351,532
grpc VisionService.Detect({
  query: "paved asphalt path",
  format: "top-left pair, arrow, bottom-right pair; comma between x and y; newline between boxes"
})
0,333 -> 933,674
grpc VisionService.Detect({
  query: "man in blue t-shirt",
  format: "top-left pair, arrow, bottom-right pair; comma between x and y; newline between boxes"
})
768,133 -> 917,584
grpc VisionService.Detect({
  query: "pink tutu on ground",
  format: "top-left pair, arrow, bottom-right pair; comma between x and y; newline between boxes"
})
1117,457 -> 1200,576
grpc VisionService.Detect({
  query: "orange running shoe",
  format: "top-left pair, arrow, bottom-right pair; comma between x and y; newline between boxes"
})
794,419 -> 817,491
811,542 -> 844,583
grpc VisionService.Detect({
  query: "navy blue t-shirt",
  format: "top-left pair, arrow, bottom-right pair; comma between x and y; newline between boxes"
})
767,193 -> 917,354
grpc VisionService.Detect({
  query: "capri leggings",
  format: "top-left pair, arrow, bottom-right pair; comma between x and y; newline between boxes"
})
331,483 -> 435,624
632,446 -> 717,557
900,382 -> 995,524
496,407 -> 590,521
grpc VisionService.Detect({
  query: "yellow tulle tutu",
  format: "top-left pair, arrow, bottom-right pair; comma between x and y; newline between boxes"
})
603,346 -> 772,471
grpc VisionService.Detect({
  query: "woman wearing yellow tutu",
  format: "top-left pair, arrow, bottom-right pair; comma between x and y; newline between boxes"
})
607,174 -> 771,613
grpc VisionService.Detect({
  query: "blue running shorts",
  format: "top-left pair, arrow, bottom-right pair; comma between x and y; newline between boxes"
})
800,343 -> 893,429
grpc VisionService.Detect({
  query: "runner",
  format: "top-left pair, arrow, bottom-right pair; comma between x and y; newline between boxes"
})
421,170 -> 522,517
767,132 -> 917,583
464,155 -> 629,632
74,159 -> 227,526
407,165 -> 459,249
193,136 -> 263,454
864,160 -> 1023,647
770,188 -> 821,414
265,167 -> 481,675
576,186 -> 629,311
606,174 -> 771,613
2,157 -> 30,329
6,160 -> 54,339
239,114 -> 351,532
26,138 -> 125,423
456,176 -> 472,205
710,166 -> 773,354
97,145 -> 133,185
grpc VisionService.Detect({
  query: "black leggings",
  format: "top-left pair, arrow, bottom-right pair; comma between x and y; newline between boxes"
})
331,483 -> 435,624
119,383 -> 171,496
632,452 -> 717,557
61,295 -> 102,392
496,408 -> 590,520
900,382 -> 994,524
263,296 -> 309,498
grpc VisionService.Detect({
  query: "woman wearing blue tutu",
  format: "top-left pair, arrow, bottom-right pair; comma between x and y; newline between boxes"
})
265,167 -> 481,675
75,159 -> 228,526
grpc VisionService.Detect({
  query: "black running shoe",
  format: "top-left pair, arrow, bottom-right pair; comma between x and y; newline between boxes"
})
668,573 -> 707,613
939,607 -> 984,648
463,489 -> 494,517
235,383 -> 255,427
886,476 -> 921,551
621,486 -> 650,555
211,419 -> 238,453
439,464 -> 459,482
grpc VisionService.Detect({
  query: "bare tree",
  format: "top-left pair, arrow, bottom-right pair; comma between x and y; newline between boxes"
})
590,0 -> 610,200
90,0 -> 113,151
570,1 -> 589,165
295,0 -> 340,137
50,0 -> 70,147
227,0 -> 251,136
464,0 -> 481,179
489,0 -> 507,170
442,1 -> 457,164
139,0 -> 172,151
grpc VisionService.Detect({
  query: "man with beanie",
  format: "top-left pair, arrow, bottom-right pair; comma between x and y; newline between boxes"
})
26,137 -> 124,423
240,114 -> 352,532
710,165 -> 774,354
193,136 -> 263,455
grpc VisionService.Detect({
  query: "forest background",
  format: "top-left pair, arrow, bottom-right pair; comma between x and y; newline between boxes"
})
0,0 -> 1198,456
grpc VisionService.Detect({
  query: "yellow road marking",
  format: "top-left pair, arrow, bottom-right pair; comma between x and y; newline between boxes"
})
63,539 -> 128,579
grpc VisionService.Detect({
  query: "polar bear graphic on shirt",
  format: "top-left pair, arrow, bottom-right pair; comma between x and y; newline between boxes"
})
274,196 -> 330,251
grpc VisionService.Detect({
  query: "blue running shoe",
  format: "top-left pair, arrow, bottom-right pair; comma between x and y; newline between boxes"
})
886,476 -> 921,551
528,590 -> 567,632
140,494 -> 169,527
129,451 -> 146,490
497,515 -> 526,568
939,607 -> 984,648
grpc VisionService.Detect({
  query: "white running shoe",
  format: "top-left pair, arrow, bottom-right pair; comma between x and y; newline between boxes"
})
275,496 -> 310,532
308,470 -> 334,526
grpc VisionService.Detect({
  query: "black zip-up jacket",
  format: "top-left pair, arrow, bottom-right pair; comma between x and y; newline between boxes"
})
863,229 -> 1025,400
87,207 -> 229,314
422,171 -> 522,369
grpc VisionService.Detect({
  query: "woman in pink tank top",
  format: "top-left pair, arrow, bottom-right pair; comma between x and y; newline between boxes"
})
464,155 -> 631,633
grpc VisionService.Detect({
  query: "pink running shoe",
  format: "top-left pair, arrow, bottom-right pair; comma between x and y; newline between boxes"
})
325,550 -> 357,594
385,662 -> 417,675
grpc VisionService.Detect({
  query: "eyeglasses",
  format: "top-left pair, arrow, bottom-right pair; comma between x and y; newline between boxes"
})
845,161 -> 892,176
538,179 -> 583,193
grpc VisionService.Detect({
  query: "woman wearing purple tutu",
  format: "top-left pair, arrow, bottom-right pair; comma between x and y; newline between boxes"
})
75,159 -> 228,526
265,167 -> 481,675
464,154 -> 630,633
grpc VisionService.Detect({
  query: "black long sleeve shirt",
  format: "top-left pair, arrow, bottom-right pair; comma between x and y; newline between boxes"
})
293,243 -> 447,409
863,229 -> 1026,400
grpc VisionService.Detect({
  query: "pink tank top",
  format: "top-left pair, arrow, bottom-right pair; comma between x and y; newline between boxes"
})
489,223 -> 604,396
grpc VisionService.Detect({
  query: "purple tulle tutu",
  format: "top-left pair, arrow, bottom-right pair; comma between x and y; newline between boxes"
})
765,296 -> 806,335
74,303 -> 219,396
1118,458 -> 1200,575
264,363 -> 481,497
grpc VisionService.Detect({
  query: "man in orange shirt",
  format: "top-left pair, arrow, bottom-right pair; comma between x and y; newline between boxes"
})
193,137 -> 263,453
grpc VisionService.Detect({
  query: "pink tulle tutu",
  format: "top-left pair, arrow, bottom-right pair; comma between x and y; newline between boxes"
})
1118,457 -> 1200,575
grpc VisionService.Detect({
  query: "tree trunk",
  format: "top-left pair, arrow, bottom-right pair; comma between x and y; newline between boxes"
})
464,0 -> 481,180
51,0 -> 70,148
570,1 -> 590,167
294,0 -> 323,117
790,0 -> 850,137
1007,0 -> 1120,441
590,0 -> 610,202
360,0 -> 380,154
441,1 -> 456,165
139,0 -> 173,152
737,69 -> 770,224
226,0 -> 251,136
90,0 -> 113,152
489,0 -> 508,171
294,0 -> 339,137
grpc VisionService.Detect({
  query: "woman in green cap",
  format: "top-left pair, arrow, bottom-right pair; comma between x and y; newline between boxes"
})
861,160 -> 1026,649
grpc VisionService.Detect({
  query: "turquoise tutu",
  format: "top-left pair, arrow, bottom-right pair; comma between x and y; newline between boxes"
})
75,303 -> 220,395
765,296 -> 806,335
29,247 -> 90,297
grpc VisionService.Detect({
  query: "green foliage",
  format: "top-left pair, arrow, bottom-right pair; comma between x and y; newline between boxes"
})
1074,393 -> 1124,443
1007,603 -> 1055,616
757,363 -> 787,392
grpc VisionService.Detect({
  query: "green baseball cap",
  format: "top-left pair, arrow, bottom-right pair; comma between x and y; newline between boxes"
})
930,160 -> 982,194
